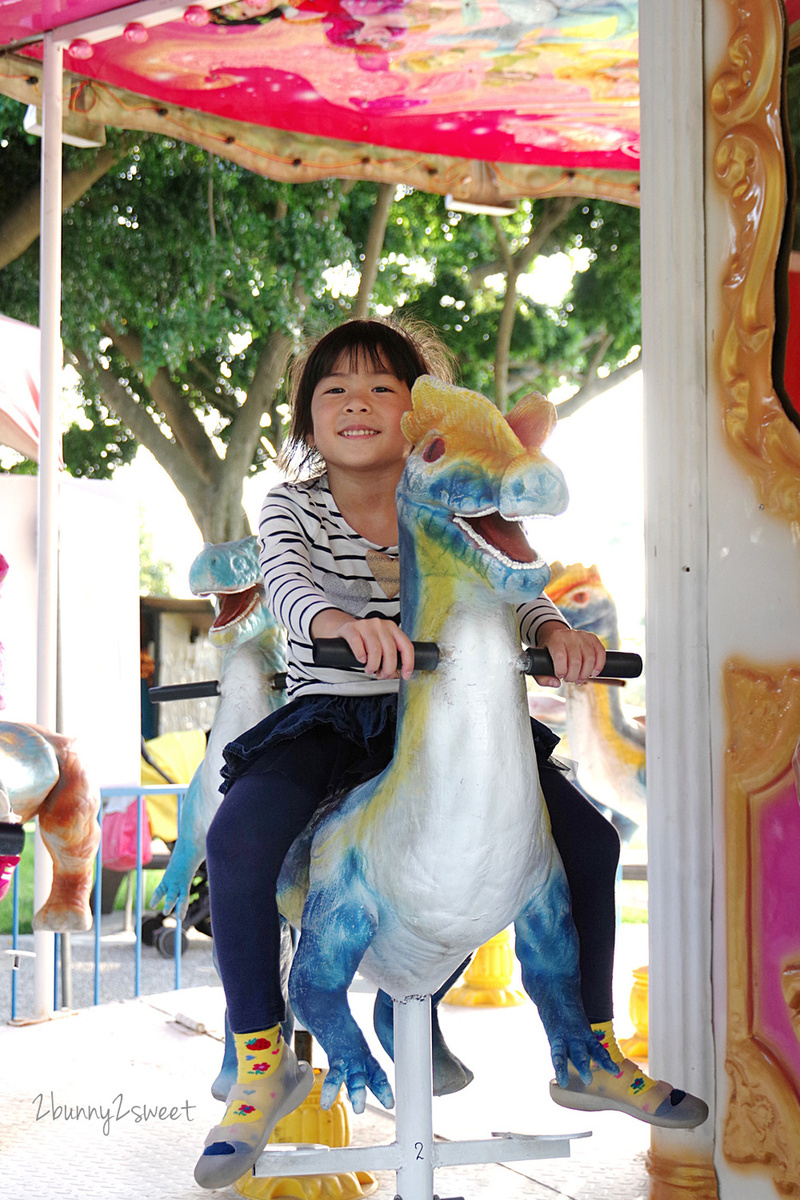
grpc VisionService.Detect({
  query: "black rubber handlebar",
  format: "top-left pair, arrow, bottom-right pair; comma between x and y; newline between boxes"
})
313,639 -> 642,679
313,638 -> 441,671
149,681 -> 220,703
149,674 -> 290,703
520,648 -> 642,679
149,645 -> 642,703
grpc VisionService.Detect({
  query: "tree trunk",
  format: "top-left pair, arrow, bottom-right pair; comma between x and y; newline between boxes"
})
352,183 -> 395,319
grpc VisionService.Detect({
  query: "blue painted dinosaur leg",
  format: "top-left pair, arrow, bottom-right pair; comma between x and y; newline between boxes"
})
373,957 -> 474,1096
514,864 -> 615,1089
289,887 -> 393,1115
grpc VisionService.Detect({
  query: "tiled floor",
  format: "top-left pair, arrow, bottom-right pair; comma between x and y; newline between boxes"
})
0,925 -> 652,1200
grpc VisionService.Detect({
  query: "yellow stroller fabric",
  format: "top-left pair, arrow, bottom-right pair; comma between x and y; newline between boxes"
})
141,730 -> 206,844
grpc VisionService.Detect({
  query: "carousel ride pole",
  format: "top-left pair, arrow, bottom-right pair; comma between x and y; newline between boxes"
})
33,30 -> 64,1019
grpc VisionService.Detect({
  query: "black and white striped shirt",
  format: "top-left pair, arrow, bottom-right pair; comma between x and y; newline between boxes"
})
258,475 -> 567,698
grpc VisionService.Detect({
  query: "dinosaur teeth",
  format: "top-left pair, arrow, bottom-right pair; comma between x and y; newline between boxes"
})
454,513 -> 543,570
212,585 -> 261,631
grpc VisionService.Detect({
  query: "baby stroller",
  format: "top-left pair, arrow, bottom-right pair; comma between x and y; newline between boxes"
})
139,732 -> 213,957
96,733 -> 213,957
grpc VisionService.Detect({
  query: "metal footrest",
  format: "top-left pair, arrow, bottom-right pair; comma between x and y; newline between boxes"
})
253,996 -> 591,1199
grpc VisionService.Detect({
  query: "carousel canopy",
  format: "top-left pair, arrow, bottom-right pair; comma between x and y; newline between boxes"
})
0,1 -> 642,205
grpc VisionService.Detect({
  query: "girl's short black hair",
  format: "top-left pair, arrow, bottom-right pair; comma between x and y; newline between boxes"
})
281,317 -> 456,476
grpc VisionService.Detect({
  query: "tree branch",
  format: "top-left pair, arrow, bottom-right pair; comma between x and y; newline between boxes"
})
72,347 -> 210,505
352,182 -> 395,318
222,328 -> 291,486
0,142 -> 131,271
469,197 -> 579,286
103,324 -> 220,483
521,196 -> 579,263
554,352 -> 642,419
491,197 -> 583,409
493,274 -> 518,411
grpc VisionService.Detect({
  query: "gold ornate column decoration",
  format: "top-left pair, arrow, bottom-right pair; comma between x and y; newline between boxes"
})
722,660 -> 800,1196
710,0 -> 800,527
709,5 -> 800,1193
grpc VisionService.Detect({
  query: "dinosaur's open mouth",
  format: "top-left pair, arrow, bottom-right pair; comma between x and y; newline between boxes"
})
212,585 -> 261,632
455,511 -> 539,566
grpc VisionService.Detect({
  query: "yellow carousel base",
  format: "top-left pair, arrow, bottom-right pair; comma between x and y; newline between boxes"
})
442,927 -> 528,1007
443,983 -> 527,1007
619,964 -> 649,1064
234,1169 -> 378,1199
234,1067 -> 377,1200
618,1034 -> 649,1063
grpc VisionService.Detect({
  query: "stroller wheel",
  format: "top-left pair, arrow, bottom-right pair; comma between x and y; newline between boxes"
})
194,916 -> 212,939
141,912 -> 166,946
154,924 -> 189,959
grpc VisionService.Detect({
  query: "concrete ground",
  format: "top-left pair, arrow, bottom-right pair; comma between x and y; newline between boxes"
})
0,921 -> 653,1200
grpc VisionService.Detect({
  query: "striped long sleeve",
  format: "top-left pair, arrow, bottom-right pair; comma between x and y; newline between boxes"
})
257,474 -> 569,698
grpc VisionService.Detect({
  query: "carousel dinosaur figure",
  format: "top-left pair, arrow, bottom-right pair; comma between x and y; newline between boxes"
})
0,553 -> 101,925
152,536 -> 288,918
151,536 -> 289,1099
155,534 -> 476,1100
544,562 -> 646,831
276,376 -> 614,1114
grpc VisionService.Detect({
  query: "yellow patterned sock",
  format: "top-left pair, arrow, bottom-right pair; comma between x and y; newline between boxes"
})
196,1024 -> 315,1188
219,1024 -> 284,1128
588,1020 -> 659,1101
550,1018 -> 708,1128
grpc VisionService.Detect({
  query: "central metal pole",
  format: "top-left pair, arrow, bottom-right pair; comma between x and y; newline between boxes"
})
393,995 -> 435,1200
33,30 -> 64,1018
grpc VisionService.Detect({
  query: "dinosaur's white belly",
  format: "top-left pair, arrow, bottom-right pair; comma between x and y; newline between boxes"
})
355,628 -> 557,998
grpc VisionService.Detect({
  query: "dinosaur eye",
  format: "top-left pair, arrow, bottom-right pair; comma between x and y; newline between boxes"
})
572,591 -> 589,604
423,437 -> 445,462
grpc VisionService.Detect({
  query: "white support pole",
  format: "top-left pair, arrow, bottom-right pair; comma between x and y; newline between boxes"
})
638,0 -> 716,1179
33,30 -> 64,1018
393,995 -> 435,1200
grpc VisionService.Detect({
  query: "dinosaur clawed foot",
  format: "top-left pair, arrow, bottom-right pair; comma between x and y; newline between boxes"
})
33,902 -> 92,932
548,1026 -> 615,1090
432,1030 -> 474,1096
321,1052 -> 394,1114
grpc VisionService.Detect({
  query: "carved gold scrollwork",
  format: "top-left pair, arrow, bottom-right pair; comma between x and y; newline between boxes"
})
723,658 -> 800,1195
724,1046 -> 800,1194
783,963 -> 800,1045
645,1149 -> 719,1200
710,0 -> 800,526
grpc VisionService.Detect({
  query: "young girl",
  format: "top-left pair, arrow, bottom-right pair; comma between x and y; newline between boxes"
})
195,318 -> 707,1189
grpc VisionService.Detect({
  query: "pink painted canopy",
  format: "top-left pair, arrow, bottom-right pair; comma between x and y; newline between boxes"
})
1,1 -> 640,178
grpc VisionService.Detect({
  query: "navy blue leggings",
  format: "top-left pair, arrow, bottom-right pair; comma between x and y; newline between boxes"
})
206,720 -> 620,1033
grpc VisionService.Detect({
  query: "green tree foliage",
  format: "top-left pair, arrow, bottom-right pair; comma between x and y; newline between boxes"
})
0,94 -> 641,542
139,522 -> 175,596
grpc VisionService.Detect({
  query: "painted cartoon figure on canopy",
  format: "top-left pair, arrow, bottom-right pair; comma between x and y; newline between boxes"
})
0,554 -> 100,926
192,319 -> 707,1190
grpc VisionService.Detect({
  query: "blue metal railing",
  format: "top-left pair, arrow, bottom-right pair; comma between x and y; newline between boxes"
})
9,784 -> 189,1019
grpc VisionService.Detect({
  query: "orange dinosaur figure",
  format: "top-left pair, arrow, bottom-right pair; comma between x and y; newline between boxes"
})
0,555 -> 100,927
0,723 -> 101,929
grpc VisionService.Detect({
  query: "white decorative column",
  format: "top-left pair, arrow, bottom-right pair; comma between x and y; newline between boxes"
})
639,3 -> 718,1196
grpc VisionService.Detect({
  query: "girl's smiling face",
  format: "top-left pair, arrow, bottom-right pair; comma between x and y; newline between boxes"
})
309,354 -> 413,476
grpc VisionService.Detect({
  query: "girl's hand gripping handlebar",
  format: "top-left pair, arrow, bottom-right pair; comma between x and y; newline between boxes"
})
313,638 -> 642,679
